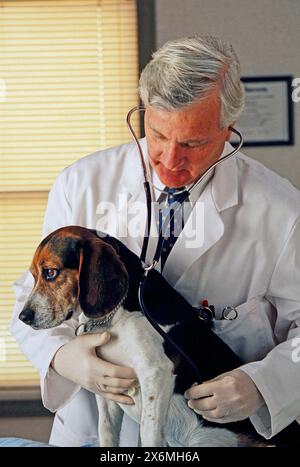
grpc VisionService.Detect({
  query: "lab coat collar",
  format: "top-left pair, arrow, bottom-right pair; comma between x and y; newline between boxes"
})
122,138 -> 149,197
212,141 -> 239,213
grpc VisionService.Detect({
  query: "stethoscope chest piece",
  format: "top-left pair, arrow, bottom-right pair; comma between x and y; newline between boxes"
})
222,306 -> 238,320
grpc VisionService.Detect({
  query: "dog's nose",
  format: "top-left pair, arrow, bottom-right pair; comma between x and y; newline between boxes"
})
19,308 -> 35,325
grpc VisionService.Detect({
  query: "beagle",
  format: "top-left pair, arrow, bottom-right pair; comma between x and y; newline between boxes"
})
19,226 -> 268,447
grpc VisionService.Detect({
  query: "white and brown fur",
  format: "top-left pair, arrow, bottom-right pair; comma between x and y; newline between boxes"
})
19,226 -> 271,447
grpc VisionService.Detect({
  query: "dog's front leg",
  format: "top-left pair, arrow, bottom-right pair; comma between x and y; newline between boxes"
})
96,395 -> 124,447
138,367 -> 175,447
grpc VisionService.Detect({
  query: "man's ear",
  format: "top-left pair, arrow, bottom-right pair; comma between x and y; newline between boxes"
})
78,239 -> 129,317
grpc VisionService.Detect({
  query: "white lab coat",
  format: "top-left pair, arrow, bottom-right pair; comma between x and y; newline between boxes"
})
11,138 -> 300,446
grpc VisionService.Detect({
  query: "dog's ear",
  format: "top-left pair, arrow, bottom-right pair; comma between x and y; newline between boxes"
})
78,238 -> 129,317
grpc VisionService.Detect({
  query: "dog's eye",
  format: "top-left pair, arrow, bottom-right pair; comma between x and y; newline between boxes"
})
43,268 -> 59,281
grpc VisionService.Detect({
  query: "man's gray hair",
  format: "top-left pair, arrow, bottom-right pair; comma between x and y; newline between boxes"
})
139,35 -> 245,128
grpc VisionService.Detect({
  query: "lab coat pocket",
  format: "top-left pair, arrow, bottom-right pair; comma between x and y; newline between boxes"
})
212,296 -> 276,363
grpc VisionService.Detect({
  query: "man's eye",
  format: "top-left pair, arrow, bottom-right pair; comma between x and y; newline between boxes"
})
181,142 -> 205,149
43,268 -> 59,281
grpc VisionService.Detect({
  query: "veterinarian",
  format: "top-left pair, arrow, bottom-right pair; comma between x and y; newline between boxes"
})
10,35 -> 300,446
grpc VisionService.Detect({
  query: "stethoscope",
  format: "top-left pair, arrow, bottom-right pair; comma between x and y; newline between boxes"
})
126,106 -> 244,381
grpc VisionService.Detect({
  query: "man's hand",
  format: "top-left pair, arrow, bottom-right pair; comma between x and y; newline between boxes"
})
184,369 -> 264,423
51,332 -> 137,405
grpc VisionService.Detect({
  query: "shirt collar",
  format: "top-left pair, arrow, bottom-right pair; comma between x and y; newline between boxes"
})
151,165 -> 214,205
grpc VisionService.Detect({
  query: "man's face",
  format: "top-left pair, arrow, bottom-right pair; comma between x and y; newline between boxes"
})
144,89 -> 232,188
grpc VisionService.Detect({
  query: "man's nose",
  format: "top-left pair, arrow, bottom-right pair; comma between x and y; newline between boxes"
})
161,144 -> 184,170
19,308 -> 35,325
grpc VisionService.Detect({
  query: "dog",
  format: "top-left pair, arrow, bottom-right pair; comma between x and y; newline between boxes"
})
19,226 -> 270,447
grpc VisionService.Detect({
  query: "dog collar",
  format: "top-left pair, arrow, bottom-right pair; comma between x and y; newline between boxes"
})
75,290 -> 128,336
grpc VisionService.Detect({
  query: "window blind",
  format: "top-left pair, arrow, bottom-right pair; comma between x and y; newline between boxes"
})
0,192 -> 48,386
0,0 -> 139,388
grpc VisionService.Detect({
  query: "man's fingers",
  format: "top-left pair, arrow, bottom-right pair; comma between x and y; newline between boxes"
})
103,392 -> 135,405
85,331 -> 111,348
104,386 -> 131,395
98,359 -> 136,379
188,403 -> 232,421
205,372 -> 229,383
97,384 -> 130,395
187,396 -> 216,412
201,415 -> 229,424
102,376 -> 137,389
184,381 -> 217,400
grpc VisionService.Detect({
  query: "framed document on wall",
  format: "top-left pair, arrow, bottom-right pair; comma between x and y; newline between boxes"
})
237,76 -> 294,146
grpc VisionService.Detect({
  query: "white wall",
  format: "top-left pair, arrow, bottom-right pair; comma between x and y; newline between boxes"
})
155,0 -> 300,188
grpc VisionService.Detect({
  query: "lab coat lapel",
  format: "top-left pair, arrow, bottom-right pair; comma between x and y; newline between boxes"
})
163,145 -> 239,287
162,186 -> 224,286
